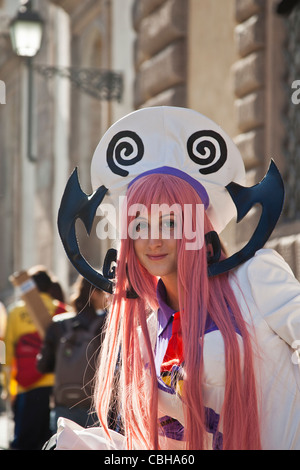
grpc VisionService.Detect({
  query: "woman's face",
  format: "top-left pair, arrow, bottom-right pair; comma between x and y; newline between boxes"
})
132,209 -> 178,281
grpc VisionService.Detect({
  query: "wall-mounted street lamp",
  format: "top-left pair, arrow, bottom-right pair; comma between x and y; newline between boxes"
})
9,1 -> 44,162
9,0 -> 123,162
9,1 -> 44,58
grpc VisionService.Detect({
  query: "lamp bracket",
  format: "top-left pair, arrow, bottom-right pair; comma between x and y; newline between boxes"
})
33,64 -> 123,102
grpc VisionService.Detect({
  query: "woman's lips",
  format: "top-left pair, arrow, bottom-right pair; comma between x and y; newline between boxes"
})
146,254 -> 167,261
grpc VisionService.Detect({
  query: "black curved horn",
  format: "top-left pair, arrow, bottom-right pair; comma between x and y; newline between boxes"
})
57,168 -> 114,293
208,160 -> 285,276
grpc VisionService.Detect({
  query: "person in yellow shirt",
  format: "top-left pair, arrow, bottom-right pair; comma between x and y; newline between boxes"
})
4,266 -> 68,450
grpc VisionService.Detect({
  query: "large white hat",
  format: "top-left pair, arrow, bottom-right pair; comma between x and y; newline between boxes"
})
58,106 -> 284,291
91,106 -> 245,234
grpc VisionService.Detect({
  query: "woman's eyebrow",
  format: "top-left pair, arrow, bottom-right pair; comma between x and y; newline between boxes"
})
133,212 -> 176,221
134,214 -> 148,221
159,213 -> 175,219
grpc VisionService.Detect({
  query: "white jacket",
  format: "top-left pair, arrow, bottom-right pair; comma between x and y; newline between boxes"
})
54,249 -> 300,450
230,248 -> 300,449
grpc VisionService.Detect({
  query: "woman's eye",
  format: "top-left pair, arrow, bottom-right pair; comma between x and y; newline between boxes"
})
136,221 -> 148,232
162,219 -> 176,230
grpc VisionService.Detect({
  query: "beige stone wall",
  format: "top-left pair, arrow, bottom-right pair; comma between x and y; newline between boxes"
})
0,1 -> 61,299
187,0 -> 238,140
186,0 -> 300,275
133,0 -> 187,108
232,0 -> 284,178
1,0 -> 300,305
50,0 -> 114,282
231,1 -> 297,268
187,0 -> 240,252
0,0 -> 117,300
0,50 -> 23,298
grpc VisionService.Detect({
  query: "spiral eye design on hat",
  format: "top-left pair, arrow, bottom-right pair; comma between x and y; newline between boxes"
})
187,130 -> 227,175
106,130 -> 144,177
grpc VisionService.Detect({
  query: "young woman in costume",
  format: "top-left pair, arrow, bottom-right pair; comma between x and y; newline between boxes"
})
54,107 -> 300,450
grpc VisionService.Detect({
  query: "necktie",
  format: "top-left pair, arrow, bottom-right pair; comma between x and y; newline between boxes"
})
161,311 -> 183,373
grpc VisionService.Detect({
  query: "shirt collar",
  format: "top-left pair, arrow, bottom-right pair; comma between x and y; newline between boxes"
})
156,278 -> 176,336
156,279 -> 220,338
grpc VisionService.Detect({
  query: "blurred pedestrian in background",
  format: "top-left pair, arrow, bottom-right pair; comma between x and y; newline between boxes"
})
4,265 -> 69,450
37,276 -> 110,433
0,301 -> 7,344
0,301 -> 7,414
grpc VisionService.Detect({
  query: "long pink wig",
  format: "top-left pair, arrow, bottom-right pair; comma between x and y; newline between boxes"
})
94,173 -> 262,450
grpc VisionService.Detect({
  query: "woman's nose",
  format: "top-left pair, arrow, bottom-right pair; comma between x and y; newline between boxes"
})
148,232 -> 163,248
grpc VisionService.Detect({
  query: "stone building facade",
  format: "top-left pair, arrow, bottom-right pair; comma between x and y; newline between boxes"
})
0,0 -> 300,304
128,0 -> 300,270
